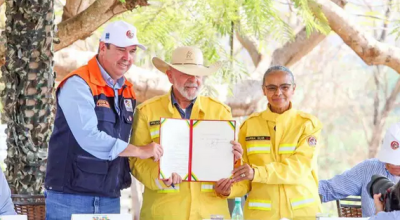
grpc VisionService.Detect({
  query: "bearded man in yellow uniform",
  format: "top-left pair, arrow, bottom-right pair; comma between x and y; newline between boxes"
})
220,66 -> 322,220
129,46 -> 245,220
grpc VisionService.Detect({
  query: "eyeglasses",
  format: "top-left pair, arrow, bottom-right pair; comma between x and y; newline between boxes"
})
264,84 -> 293,93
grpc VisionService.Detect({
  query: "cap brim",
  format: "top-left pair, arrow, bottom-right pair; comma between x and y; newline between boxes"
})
152,57 -> 221,76
101,40 -> 147,50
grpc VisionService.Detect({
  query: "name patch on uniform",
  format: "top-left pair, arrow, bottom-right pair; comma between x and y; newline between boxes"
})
124,99 -> 134,112
246,136 -> 270,141
96,100 -> 110,108
149,121 -> 160,126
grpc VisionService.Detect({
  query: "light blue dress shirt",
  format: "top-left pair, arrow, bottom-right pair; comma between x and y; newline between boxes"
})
0,169 -> 16,215
171,90 -> 195,119
369,211 -> 400,220
319,158 -> 399,217
58,59 -> 129,161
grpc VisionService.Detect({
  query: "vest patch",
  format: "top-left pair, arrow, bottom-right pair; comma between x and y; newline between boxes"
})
246,136 -> 270,141
124,99 -> 134,112
97,100 -> 110,108
149,121 -> 160,126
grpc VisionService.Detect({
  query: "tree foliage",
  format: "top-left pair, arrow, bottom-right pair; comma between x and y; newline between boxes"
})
116,0 -> 329,95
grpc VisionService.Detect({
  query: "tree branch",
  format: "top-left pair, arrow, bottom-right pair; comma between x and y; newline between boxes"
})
62,0 -> 95,21
270,0 -> 347,67
54,0 -> 148,51
315,0 -> 400,74
270,27 -> 327,67
235,32 -> 261,67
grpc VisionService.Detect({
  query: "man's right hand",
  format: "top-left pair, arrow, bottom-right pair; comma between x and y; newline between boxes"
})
163,172 -> 182,187
137,142 -> 163,161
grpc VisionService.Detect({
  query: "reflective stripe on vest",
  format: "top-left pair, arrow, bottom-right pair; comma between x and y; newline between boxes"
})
155,178 -> 163,190
290,198 -> 315,210
150,127 -> 159,139
247,145 -> 271,155
248,199 -> 271,210
201,183 -> 214,192
278,144 -> 296,154
157,185 -> 180,193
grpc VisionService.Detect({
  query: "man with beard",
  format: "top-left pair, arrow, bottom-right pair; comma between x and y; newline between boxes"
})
129,46 -> 245,220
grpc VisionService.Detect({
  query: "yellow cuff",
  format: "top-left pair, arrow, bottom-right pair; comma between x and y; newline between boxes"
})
215,191 -> 230,199
251,165 -> 264,183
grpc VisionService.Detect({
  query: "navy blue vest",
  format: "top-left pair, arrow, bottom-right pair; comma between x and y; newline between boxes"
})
45,57 -> 135,198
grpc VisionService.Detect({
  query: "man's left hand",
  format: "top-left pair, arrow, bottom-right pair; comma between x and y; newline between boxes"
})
215,178 -> 233,197
231,140 -> 243,162
373,193 -> 384,214
232,164 -> 254,182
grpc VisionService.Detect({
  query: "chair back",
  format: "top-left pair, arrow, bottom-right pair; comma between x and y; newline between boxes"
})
11,194 -> 45,220
336,197 -> 362,217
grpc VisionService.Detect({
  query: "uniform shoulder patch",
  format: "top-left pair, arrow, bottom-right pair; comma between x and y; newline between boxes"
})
307,136 -> 317,147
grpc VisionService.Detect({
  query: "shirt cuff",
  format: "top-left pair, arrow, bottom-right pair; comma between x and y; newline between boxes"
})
109,139 -> 129,160
251,165 -> 265,183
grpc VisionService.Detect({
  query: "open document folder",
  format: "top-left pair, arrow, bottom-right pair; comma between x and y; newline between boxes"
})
159,118 -> 236,182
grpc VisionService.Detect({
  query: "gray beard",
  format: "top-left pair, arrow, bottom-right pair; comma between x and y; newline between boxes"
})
175,84 -> 201,100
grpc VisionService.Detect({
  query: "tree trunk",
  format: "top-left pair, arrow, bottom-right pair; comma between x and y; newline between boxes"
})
1,0 -> 56,194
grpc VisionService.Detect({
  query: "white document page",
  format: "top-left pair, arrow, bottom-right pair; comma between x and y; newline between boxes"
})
191,120 -> 235,181
159,118 -> 190,180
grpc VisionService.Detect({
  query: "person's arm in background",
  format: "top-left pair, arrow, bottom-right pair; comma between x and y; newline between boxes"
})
0,169 -> 16,215
318,160 -> 368,202
58,76 -> 162,161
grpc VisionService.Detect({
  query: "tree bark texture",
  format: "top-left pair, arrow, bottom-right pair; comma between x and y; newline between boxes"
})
2,0 -> 56,194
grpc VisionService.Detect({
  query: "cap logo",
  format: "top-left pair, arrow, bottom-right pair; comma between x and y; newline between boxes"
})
391,141 -> 399,150
126,30 -> 134,39
186,51 -> 193,60
105,33 -> 110,40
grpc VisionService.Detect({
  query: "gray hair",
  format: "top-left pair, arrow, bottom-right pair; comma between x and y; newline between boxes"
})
262,65 -> 295,85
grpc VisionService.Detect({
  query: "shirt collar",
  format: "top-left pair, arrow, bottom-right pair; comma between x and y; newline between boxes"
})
96,58 -> 125,89
261,102 -> 293,121
171,88 -> 196,109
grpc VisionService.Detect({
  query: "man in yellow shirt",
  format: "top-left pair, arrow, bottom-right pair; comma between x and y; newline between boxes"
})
225,66 -> 322,220
129,46 -> 244,220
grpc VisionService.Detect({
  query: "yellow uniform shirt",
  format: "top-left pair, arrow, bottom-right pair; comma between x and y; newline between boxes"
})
238,106 -> 322,220
129,91 -> 246,220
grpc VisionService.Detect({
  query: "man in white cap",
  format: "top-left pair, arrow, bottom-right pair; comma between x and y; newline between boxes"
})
129,46 -> 245,220
45,21 -> 163,219
319,122 -> 400,217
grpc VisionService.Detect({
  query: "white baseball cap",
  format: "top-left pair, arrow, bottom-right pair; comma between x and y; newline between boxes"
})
100,21 -> 146,50
377,123 -> 400,165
